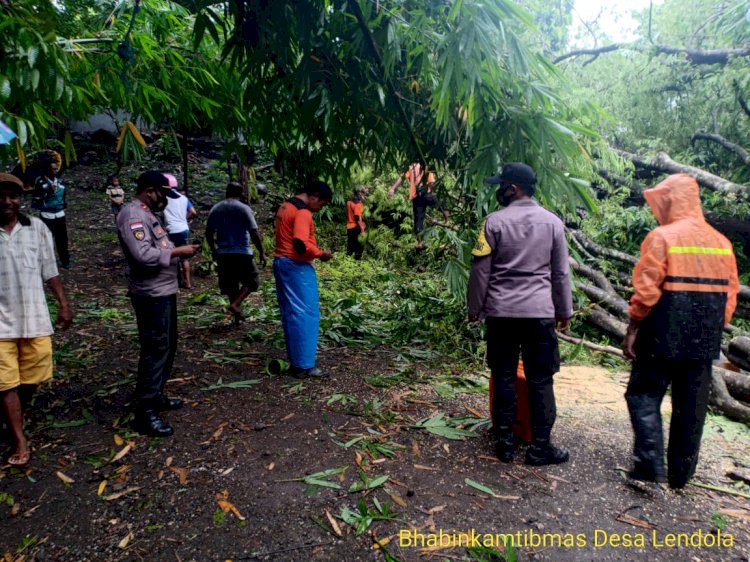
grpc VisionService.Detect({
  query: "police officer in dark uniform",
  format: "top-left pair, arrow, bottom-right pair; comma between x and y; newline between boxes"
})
117,171 -> 198,436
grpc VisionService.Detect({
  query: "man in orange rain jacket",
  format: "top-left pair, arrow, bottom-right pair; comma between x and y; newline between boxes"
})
623,173 -> 739,489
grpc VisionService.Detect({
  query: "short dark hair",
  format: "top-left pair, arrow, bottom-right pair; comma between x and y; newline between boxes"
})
226,181 -> 243,198
106,174 -> 118,183
517,182 -> 535,197
304,180 -> 333,202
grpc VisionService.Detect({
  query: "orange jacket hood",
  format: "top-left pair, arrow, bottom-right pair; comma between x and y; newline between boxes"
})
643,173 -> 704,225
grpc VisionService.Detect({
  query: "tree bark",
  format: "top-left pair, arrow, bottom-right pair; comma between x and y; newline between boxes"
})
654,44 -> 750,65
721,369 -> 750,403
710,367 -> 750,423
570,258 -> 617,293
726,336 -> 750,372
691,132 -> 750,164
570,229 -> 638,266
557,332 -> 624,357
587,305 -> 627,339
616,149 -> 748,193
576,282 -> 630,321
554,43 -> 750,66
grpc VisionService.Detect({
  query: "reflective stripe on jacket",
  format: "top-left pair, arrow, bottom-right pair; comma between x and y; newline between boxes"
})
629,174 -> 739,360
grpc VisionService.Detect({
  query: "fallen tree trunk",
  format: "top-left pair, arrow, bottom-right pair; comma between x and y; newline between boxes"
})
587,305 -> 628,339
570,229 -> 638,266
576,282 -> 630,321
570,258 -> 616,293
691,132 -> 750,164
722,370 -> 750,403
616,149 -> 748,193
711,367 -> 750,423
726,336 -> 750,372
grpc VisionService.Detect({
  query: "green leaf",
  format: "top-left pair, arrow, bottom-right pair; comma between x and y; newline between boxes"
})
465,478 -> 496,497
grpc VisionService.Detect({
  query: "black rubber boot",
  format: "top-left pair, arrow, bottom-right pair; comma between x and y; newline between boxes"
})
156,395 -> 184,411
494,427 -> 515,463
135,410 -> 174,437
525,441 -> 569,466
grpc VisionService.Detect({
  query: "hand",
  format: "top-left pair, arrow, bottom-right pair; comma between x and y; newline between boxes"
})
387,189 -> 395,198
172,244 -> 199,259
556,317 -> 570,333
320,250 -> 333,262
468,314 -> 480,323
258,254 -> 267,268
57,304 -> 73,330
623,331 -> 637,361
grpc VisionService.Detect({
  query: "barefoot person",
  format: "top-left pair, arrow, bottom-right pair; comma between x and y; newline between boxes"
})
206,181 -> 266,323
0,173 -> 73,466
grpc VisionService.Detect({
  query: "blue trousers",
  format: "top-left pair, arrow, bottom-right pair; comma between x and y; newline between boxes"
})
273,257 -> 319,370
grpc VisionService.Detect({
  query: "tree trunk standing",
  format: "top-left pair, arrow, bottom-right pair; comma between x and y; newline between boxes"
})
239,161 -> 249,202
181,126 -> 189,197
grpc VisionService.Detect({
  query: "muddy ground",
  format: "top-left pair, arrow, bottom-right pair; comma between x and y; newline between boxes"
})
1,159 -> 749,562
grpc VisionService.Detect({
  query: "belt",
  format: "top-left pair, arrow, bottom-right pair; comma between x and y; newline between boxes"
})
41,210 -> 65,219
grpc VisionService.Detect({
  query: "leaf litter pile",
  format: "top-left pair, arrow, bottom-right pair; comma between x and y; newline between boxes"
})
0,161 -> 749,562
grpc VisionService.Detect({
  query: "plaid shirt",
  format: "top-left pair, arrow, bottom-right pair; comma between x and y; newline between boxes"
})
0,214 -> 59,338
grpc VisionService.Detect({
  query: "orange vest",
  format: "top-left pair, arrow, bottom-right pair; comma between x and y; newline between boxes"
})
346,199 -> 363,229
274,198 -> 323,261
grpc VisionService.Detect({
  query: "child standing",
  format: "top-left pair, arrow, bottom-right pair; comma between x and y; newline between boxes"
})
105,174 -> 125,217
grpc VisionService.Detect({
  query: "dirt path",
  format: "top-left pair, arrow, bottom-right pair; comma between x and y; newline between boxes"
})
1,165 -> 749,562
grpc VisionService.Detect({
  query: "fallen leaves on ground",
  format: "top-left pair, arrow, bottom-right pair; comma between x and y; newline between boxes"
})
216,490 -> 245,520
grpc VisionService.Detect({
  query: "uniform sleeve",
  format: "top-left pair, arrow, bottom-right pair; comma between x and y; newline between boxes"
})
725,249 -> 740,325
628,230 -> 668,321
551,222 -> 573,318
39,221 -> 59,281
467,220 -> 492,318
117,207 -> 172,268
292,209 -> 323,259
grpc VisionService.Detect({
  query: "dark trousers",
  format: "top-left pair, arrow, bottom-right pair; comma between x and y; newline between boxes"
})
625,359 -> 712,488
346,226 -> 364,260
131,294 -> 178,410
41,215 -> 70,267
486,317 -> 560,442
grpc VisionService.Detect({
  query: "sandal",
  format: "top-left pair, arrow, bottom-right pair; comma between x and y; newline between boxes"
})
8,450 -> 31,467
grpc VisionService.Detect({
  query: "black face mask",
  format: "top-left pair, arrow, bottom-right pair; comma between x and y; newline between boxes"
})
497,185 -> 515,207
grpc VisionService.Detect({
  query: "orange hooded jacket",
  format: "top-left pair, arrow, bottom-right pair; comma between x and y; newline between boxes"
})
629,174 -> 739,360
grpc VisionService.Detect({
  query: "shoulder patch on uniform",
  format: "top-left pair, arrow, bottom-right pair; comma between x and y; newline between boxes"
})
133,229 -> 145,240
471,220 -> 492,257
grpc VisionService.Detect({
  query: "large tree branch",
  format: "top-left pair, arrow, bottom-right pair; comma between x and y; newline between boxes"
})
654,44 -> 750,65
616,149 -> 748,193
555,43 -> 750,66
553,44 -> 622,64
570,229 -> 638,266
691,132 -> 750,164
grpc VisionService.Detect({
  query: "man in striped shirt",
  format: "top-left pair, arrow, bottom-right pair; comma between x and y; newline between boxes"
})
623,173 -> 739,489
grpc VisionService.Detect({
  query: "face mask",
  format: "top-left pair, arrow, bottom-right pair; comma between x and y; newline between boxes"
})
497,186 -> 514,207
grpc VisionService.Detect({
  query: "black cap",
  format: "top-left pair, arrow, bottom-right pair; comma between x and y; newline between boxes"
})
136,171 -> 180,198
485,162 -> 536,187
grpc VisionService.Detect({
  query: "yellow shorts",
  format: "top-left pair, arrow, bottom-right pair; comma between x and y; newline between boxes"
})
0,337 -> 53,392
